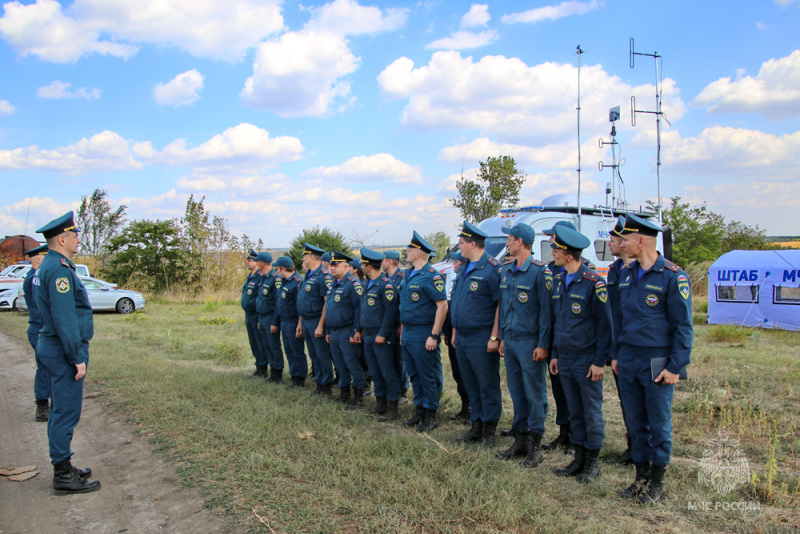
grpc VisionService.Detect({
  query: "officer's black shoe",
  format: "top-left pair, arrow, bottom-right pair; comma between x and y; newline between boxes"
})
337,386 -> 351,404
618,461 -> 652,499
638,465 -> 666,504
479,422 -> 498,449
417,409 -> 439,433
608,436 -> 633,465
289,376 -> 305,389
35,399 -> 50,422
499,428 -> 514,437
347,389 -> 365,410
403,405 -> 424,426
313,383 -> 324,395
272,369 -> 284,384
456,419 -> 483,443
73,465 -> 92,479
372,396 -> 388,415
252,365 -> 267,378
449,396 -> 470,422
497,430 -> 531,460
577,448 -> 601,483
521,433 -> 544,468
378,400 -> 399,422
53,460 -> 101,494
556,444 -> 586,477
543,425 -> 571,452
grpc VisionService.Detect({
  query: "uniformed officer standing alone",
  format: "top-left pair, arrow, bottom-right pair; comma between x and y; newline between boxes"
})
23,244 -> 51,422
34,211 -> 100,493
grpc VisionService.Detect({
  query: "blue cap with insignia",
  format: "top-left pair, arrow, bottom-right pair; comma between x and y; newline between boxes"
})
37,211 -> 78,240
321,251 -> 332,263
349,257 -> 363,270
303,243 -> 325,256
543,220 -> 577,236
247,248 -> 258,259
383,250 -> 400,261
620,213 -> 662,237
611,215 -> 626,237
25,244 -> 48,257
551,225 -> 591,251
255,252 -> 273,263
460,220 -> 489,241
408,231 -> 435,255
330,251 -> 353,263
502,222 -> 535,245
360,248 -> 385,263
274,256 -> 294,269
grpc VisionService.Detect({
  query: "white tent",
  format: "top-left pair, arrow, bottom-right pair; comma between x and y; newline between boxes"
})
707,250 -> 800,331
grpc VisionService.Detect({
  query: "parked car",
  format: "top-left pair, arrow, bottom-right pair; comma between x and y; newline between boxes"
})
16,277 -> 145,314
0,286 -> 21,310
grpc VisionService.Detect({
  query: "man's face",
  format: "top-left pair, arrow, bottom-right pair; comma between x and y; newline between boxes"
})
506,235 -> 524,256
458,237 -> 476,259
381,258 -> 391,272
406,247 -> 419,263
621,233 -> 639,258
609,235 -> 623,256
257,261 -> 266,271
302,254 -> 312,271
453,259 -> 463,273
332,261 -> 349,280
63,231 -> 80,256
245,257 -> 255,270
552,247 -> 568,267
29,255 -> 44,269
275,266 -> 287,279
547,234 -> 556,259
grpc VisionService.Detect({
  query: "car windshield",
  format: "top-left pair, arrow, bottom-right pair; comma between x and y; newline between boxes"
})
485,237 -> 506,260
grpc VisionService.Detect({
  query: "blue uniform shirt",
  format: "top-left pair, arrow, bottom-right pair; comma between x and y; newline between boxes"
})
498,255 -> 552,348
450,252 -> 500,331
256,269 -> 281,315
275,272 -> 302,326
34,250 -> 94,365
612,253 -> 693,374
23,268 -> 42,335
360,274 -> 399,338
399,263 -> 446,326
324,275 -> 363,334
240,272 -> 259,314
551,264 -> 613,367
297,265 -> 333,318
388,268 -> 406,288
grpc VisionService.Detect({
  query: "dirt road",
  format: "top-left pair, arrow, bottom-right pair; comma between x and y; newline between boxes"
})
0,328 -> 235,534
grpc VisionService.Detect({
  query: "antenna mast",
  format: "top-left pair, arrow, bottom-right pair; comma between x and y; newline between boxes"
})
576,45 -> 584,232
599,106 -> 625,212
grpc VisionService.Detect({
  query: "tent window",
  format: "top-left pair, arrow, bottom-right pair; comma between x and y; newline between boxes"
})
716,284 -> 759,303
594,240 -> 614,262
774,286 -> 800,305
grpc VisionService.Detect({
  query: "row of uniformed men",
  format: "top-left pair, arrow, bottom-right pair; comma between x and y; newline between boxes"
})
241,213 -> 693,505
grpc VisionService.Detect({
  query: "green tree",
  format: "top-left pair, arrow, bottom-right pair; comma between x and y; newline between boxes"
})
450,156 -> 526,223
288,226 -> 351,272
76,188 -> 127,257
424,231 -> 451,262
102,219 -> 187,292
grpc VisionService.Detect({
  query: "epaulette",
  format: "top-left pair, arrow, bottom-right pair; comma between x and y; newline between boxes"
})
583,270 -> 601,282
380,274 -> 389,282
487,257 -> 499,266
664,260 -> 680,272
396,270 -> 406,278
532,259 -> 543,266
426,266 -> 436,273
347,275 -> 357,282
61,258 -> 69,267
554,271 -> 564,279
292,274 -> 302,282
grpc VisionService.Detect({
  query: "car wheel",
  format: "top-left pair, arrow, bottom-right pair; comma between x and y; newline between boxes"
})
116,298 -> 135,314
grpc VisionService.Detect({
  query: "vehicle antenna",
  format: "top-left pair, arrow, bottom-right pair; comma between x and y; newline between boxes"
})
576,45 -> 584,232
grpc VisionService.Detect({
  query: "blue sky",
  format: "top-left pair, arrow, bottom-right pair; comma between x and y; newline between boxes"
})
1,0 -> 799,248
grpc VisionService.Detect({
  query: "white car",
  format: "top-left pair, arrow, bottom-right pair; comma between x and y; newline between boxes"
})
0,286 -> 22,310
16,276 -> 145,314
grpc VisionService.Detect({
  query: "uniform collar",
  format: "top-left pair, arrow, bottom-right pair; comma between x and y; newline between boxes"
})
630,252 -> 666,274
514,254 -> 533,272
466,251 -> 489,271
49,249 -> 75,268
568,262 -> 588,283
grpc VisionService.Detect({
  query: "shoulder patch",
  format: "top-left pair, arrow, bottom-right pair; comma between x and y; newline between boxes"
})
582,270 -> 601,282
664,260 -> 680,272
347,275 -> 357,282
487,257 -> 499,266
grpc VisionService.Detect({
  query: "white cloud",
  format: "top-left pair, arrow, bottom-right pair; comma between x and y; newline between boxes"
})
502,0 -> 604,24
240,29 -> 360,117
305,0 -> 408,36
426,30 -> 497,50
691,50 -> 800,119
153,69 -> 205,107
0,0 -> 283,63
303,153 -> 423,185
1,196 -> 77,235
175,173 -> 288,193
36,80 -> 101,100
378,51 -> 685,144
0,100 -> 14,114
461,4 -> 490,28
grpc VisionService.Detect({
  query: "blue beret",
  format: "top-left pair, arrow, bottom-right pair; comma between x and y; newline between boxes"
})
330,251 -> 353,263
255,252 -> 273,263
360,248 -> 385,262
274,256 -> 294,269
621,213 -> 662,237
303,243 -> 325,256
543,220 -> 576,236
383,250 -> 400,261
37,211 -> 78,240
460,220 -> 489,240
611,215 -> 626,237
408,231 -> 435,255
551,226 -> 591,251
24,244 -> 48,257
321,251 -> 332,263
501,223 -> 535,245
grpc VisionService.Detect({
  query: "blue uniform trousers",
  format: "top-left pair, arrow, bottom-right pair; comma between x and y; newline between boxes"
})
402,325 -> 443,410
363,331 -> 401,401
28,332 -> 51,401
257,313 -> 283,370
503,334 -> 548,434
245,313 -> 265,367
547,353 -> 570,425
302,316 -> 334,385
617,344 -> 674,466
392,341 -> 409,391
329,327 -> 364,390
37,338 -> 84,464
445,339 -> 468,399
280,321 -> 307,378
454,327 -> 502,424
559,354 -> 605,450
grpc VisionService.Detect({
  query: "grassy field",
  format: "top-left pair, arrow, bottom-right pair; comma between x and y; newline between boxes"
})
1,298 -> 798,533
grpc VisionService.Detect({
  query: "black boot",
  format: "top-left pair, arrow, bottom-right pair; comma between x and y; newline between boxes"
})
497,430 -> 531,460
35,399 -> 50,422
403,405 -> 425,426
450,396 -> 470,422
379,400 -> 399,422
372,396 -> 388,415
619,461 -> 652,499
53,459 -> 100,494
252,365 -> 267,378
638,465 -> 666,504
337,386 -> 351,404
556,444 -> 586,477
322,382 -> 334,397
500,428 -> 514,437
480,422 -> 498,449
417,409 -> 438,432
456,419 -> 483,443
521,433 -> 544,468
272,368 -> 283,384
608,436 -> 633,464
347,388 -> 365,410
265,367 -> 275,382
543,425 -> 571,451
290,376 -> 306,389
577,448 -> 601,483
313,383 -> 324,395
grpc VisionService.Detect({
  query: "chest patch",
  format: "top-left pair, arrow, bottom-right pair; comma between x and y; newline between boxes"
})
367,297 -> 376,306
571,302 -> 582,314
469,281 -> 479,291
334,294 -> 341,302
247,288 -> 252,295
55,278 -> 70,294
646,294 -> 659,306
411,292 -> 420,301
282,293 -> 287,299
518,292 -> 528,303
262,287 -> 268,295
305,284 -> 312,292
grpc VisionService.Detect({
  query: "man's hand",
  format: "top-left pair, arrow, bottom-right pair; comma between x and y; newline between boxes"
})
611,360 -> 618,376
487,338 -> 500,353
498,340 -> 504,357
352,331 -> 362,344
315,326 -> 324,338
270,325 -> 279,334
549,358 -> 558,375
425,336 -> 438,351
533,347 -> 549,362
325,334 -> 331,344
375,335 -> 386,345
655,368 -> 680,385
75,362 -> 86,380
587,364 -> 604,382
296,326 -> 303,339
